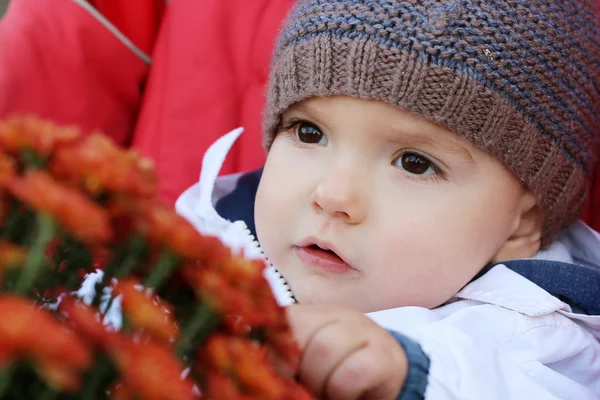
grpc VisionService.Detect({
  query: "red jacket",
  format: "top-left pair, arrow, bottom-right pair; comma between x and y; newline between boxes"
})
0,0 -> 598,231
0,0 -> 294,202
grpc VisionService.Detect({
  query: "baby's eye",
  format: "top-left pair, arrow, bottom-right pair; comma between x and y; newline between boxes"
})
393,151 -> 438,176
295,122 -> 327,145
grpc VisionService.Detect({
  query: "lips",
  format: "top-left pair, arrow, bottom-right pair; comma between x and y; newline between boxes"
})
293,240 -> 358,276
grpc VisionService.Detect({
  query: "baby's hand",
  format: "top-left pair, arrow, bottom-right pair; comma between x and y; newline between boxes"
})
287,304 -> 408,400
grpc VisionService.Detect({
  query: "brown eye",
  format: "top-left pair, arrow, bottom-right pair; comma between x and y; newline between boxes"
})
295,122 -> 327,145
395,152 -> 437,175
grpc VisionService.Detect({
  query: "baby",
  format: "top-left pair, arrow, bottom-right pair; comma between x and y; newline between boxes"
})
177,0 -> 600,399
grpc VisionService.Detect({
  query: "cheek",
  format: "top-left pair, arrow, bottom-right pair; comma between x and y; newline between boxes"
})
255,160 -> 284,258
368,181 -> 519,308
371,218 -> 470,308
255,141 -> 307,261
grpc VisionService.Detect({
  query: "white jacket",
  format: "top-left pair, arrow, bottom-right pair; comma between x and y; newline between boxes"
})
177,128 -> 600,400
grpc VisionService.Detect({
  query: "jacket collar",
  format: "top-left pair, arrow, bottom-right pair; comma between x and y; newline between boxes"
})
459,222 -> 600,316
456,265 -> 569,316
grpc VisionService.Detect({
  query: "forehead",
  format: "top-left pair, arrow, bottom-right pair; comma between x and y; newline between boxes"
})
284,96 -> 476,163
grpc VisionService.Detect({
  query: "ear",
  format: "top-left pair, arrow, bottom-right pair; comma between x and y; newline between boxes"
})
493,191 -> 545,262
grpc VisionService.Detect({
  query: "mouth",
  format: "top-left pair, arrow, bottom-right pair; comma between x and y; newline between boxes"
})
293,241 -> 358,276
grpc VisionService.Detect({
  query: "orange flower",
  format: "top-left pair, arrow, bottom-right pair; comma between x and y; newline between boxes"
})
265,327 -> 303,377
197,257 -> 282,325
211,256 -> 265,283
51,133 -> 157,197
59,296 -> 115,349
201,336 -> 313,400
203,370 -> 313,400
136,201 -> 231,261
36,360 -> 85,393
108,381 -> 137,400
114,279 -> 178,343
0,241 -> 25,289
184,259 -> 302,372
0,295 -> 92,392
0,241 -> 25,270
0,195 -> 8,229
109,336 -> 199,400
0,116 -> 79,157
203,370 -> 252,400
183,267 -> 256,324
220,258 -> 286,325
0,154 -> 15,186
6,170 -> 112,243
281,380 -> 316,400
200,336 -> 285,399
207,257 -> 276,303
183,265 -> 281,329
0,156 -> 15,227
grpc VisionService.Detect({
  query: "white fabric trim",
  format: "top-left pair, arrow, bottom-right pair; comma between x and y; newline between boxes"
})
71,0 -> 152,65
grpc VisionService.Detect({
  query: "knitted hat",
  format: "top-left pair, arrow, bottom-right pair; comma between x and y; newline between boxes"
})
263,0 -> 600,243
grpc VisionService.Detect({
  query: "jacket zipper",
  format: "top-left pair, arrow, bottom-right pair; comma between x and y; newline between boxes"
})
236,220 -> 297,305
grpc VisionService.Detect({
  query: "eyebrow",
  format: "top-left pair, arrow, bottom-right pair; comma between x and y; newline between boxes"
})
283,102 -> 332,130
391,129 -> 476,164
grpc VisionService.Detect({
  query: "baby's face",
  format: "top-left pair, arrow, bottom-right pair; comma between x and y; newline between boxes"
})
255,96 -> 531,312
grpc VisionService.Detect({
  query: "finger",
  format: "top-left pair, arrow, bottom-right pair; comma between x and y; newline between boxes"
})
299,318 -> 368,397
286,304 -> 344,348
325,341 -> 406,400
325,345 -> 397,400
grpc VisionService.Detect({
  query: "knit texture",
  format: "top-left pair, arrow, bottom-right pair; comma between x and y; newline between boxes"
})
263,0 -> 600,243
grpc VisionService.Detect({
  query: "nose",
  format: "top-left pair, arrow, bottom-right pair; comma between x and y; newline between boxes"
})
310,168 -> 366,224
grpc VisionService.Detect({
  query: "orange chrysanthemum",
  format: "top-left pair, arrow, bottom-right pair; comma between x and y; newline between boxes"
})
212,256 -> 265,283
0,241 -> 25,270
184,260 -> 301,372
183,267 -> 255,323
264,327 -> 303,377
0,154 -> 15,186
203,369 -> 313,400
203,370 -> 252,400
59,297 -> 115,349
0,241 -> 26,289
6,171 -> 112,243
183,265 -> 281,329
281,379 -> 316,400
107,381 -> 137,400
0,117 -> 310,399
114,279 -> 179,343
0,295 -> 92,391
200,257 -> 280,319
136,201 -> 231,262
109,337 -> 199,400
200,335 -> 308,400
0,116 -> 79,157
51,133 -> 157,197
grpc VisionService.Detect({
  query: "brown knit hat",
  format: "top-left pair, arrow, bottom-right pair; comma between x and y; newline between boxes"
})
263,0 -> 600,243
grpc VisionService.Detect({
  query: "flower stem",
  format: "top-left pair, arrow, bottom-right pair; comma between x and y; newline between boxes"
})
39,389 -> 59,400
0,367 -> 14,398
143,250 -> 179,289
176,302 -> 219,356
82,357 -> 110,400
101,292 -> 117,319
115,245 -> 142,278
97,235 -> 145,310
111,234 -> 146,279
15,213 -> 56,295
